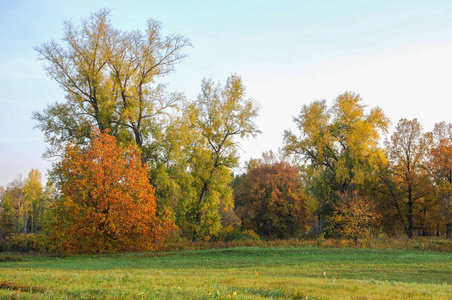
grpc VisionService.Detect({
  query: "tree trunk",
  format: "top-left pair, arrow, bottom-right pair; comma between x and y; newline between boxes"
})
317,212 -> 322,234
23,202 -> 28,234
34,200 -> 41,233
30,197 -> 34,234
447,222 -> 451,239
192,182 -> 209,242
407,187 -> 413,238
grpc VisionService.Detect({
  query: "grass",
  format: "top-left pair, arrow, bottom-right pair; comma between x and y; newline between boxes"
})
0,246 -> 451,299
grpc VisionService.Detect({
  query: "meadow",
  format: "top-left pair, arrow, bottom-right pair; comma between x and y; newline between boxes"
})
0,245 -> 451,299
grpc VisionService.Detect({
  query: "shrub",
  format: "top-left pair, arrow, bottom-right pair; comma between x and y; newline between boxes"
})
0,233 -> 48,253
327,191 -> 380,245
0,253 -> 23,262
214,228 -> 260,242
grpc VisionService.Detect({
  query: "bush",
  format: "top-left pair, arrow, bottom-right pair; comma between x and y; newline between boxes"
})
410,237 -> 452,252
0,253 -> 23,262
0,233 -> 49,253
214,228 -> 260,242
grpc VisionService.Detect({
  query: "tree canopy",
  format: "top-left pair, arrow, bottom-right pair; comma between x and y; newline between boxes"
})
234,155 -> 310,238
33,9 -> 190,163
20,9 -> 452,245
49,129 -> 175,253
383,118 -> 432,238
283,92 -> 389,230
178,75 -> 261,241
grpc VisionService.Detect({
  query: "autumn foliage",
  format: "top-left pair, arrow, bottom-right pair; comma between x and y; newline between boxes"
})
235,160 -> 310,238
429,122 -> 452,237
49,129 -> 175,253
22,9 -> 452,246
328,191 -> 380,244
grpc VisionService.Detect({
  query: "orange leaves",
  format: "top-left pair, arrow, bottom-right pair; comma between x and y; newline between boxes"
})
234,160 -> 310,238
430,137 -> 452,182
49,128 -> 175,254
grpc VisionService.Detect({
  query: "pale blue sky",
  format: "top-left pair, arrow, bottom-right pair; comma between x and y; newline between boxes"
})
1,0 -> 452,185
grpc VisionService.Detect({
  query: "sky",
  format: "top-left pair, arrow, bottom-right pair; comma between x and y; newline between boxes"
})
1,0 -> 452,186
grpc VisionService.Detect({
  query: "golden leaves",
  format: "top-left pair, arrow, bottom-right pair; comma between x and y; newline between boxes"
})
285,92 -> 389,188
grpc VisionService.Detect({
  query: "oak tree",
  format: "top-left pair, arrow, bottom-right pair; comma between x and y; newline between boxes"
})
384,118 -> 432,238
429,121 -> 452,237
234,157 -> 310,238
49,128 -> 175,253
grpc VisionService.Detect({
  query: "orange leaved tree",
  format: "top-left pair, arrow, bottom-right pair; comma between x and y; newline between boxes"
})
234,158 -> 310,239
49,129 -> 175,253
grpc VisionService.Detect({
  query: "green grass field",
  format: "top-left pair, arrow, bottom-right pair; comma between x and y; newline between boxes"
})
0,246 -> 451,299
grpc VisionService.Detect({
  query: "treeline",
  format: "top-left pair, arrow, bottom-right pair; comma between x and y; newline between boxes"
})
282,93 -> 452,240
0,170 -> 54,239
1,10 -> 451,253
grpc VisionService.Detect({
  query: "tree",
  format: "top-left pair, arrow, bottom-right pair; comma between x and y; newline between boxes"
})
22,169 -> 46,234
0,177 -> 27,235
283,92 -> 389,230
327,190 -> 380,245
49,128 -> 175,253
0,181 -> 21,237
180,75 -> 260,241
368,165 -> 407,235
33,9 -> 190,163
234,156 -> 310,238
0,171 -> 51,236
384,118 -> 432,238
429,121 -> 452,238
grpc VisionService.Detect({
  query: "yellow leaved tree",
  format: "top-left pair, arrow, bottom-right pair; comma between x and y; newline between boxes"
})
283,92 -> 389,233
